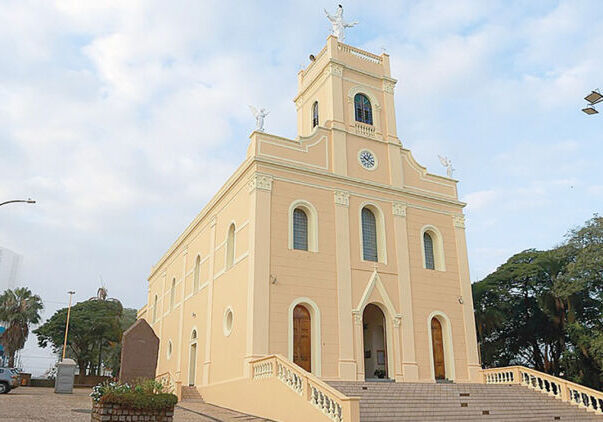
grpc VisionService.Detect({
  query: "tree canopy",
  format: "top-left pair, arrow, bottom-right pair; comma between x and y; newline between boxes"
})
0,287 -> 44,367
35,297 -> 123,375
473,215 -> 603,389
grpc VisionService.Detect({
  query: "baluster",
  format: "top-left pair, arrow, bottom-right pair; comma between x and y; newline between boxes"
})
336,403 -> 343,422
310,386 -> 318,406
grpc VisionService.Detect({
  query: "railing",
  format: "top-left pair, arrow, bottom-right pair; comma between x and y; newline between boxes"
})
337,43 -> 382,64
483,366 -> 603,414
355,122 -> 375,138
155,371 -> 182,400
250,354 -> 359,422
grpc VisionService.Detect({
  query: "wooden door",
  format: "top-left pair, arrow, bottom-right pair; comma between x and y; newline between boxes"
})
431,318 -> 446,380
293,305 -> 311,372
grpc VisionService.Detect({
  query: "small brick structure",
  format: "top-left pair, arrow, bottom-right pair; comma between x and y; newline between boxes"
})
91,402 -> 174,422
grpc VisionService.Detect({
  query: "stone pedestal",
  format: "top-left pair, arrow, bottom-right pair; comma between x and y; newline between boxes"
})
54,358 -> 76,394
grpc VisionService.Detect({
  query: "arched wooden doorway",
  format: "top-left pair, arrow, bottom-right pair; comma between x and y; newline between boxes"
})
363,304 -> 388,379
293,304 -> 311,372
431,317 -> 446,380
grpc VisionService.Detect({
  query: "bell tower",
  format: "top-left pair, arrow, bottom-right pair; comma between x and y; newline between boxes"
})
293,35 -> 402,185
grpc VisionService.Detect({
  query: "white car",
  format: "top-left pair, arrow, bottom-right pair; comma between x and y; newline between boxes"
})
0,367 -> 19,393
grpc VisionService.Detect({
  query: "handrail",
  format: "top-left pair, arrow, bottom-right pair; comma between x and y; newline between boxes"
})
155,370 -> 182,400
250,354 -> 359,422
483,366 -> 603,414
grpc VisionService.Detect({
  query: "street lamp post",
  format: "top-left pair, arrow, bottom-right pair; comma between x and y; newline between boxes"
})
0,198 -> 36,207
61,291 -> 76,361
582,89 -> 603,115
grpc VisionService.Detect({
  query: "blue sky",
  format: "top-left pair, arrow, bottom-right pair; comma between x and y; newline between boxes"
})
1,1 -> 602,374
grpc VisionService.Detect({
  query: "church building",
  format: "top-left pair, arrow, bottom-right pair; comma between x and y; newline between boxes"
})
138,32 -> 483,420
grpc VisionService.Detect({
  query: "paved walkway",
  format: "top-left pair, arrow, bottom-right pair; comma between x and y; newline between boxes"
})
0,387 -> 272,422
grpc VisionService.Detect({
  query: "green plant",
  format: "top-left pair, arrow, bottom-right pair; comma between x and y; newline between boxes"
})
374,369 -> 386,379
90,379 -> 177,411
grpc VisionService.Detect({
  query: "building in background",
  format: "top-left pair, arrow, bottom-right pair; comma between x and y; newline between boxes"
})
0,246 -> 22,294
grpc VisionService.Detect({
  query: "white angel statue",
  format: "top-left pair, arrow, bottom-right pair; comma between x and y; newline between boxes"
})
249,105 -> 270,132
438,155 -> 455,178
324,5 -> 358,43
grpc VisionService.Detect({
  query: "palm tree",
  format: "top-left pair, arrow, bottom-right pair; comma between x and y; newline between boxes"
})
0,288 -> 44,367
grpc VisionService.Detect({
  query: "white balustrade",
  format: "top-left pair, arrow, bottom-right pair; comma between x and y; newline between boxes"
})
252,361 -> 273,380
250,355 -> 355,422
484,366 -> 603,414
355,123 -> 375,138
337,43 -> 382,64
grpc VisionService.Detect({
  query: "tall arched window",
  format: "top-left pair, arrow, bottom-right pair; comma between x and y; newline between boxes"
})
152,294 -> 158,323
193,255 -> 201,291
226,223 -> 235,269
354,93 -> 373,125
312,101 -> 319,128
424,232 -> 435,270
170,278 -> 176,310
362,207 -> 378,262
293,208 -> 308,251
421,226 -> 445,271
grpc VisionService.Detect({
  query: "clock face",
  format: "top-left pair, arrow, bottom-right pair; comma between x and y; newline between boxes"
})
359,150 -> 376,170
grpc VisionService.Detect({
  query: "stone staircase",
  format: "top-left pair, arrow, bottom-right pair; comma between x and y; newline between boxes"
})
180,385 -> 204,402
328,381 -> 603,421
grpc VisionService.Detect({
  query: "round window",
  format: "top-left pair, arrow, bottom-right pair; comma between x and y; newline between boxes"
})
223,307 -> 233,337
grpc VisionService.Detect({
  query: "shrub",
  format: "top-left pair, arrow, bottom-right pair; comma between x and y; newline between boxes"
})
91,379 -> 177,411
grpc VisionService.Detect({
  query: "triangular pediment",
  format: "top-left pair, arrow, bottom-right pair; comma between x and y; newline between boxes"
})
353,269 -> 401,322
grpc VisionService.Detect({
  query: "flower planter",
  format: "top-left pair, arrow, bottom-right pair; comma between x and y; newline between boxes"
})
91,402 -> 174,422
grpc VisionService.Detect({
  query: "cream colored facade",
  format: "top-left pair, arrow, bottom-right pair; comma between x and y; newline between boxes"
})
139,36 -> 482,405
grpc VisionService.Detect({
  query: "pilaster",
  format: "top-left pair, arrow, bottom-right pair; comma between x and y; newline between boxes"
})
392,202 -> 419,381
202,216 -> 217,385
333,190 -> 356,380
177,248 -> 187,376
453,214 -> 482,382
244,173 -> 273,375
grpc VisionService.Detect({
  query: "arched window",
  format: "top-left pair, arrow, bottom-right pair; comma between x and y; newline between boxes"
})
226,223 -> 235,269
421,226 -> 445,271
193,255 -> 201,291
152,294 -> 158,323
312,101 -> 319,128
288,200 -> 318,252
191,329 -> 197,340
293,208 -> 308,251
424,232 -> 435,270
354,93 -> 373,125
362,207 -> 378,262
170,278 -> 176,310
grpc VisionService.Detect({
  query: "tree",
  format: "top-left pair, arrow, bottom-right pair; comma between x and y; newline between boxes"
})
0,287 -> 44,367
473,215 -> 603,389
35,298 -> 123,375
104,308 -> 138,376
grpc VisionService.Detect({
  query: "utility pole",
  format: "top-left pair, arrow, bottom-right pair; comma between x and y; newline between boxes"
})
61,291 -> 76,361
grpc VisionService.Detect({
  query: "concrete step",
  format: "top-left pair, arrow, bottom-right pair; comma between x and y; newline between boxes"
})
327,382 -> 603,421
180,385 -> 204,402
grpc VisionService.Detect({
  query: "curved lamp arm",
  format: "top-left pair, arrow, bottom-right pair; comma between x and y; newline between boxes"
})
0,199 -> 36,207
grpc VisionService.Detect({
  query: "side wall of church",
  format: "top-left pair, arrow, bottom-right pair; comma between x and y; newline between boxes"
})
144,168 -> 253,387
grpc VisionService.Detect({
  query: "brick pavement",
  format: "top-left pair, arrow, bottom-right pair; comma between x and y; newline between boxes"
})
0,387 -> 272,422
